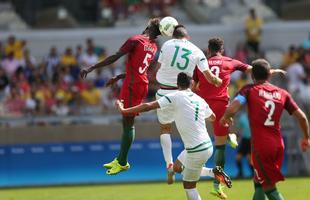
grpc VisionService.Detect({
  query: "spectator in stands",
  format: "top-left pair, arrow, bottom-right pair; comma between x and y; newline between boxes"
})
245,8 -> 263,54
287,55 -> 306,94
0,41 -> 4,60
4,86 -> 25,117
60,47 -> 77,67
234,42 -> 248,64
51,95 -> 70,116
81,81 -> 102,106
81,46 -> 99,80
281,45 -> 298,70
1,51 -> 21,77
25,89 -> 38,116
75,45 -> 83,64
0,68 -> 9,100
4,35 -> 26,60
303,32 -> 310,51
45,46 -> 60,80
86,38 -> 103,56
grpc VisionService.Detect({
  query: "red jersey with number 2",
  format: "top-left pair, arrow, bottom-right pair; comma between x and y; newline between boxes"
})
238,83 -> 299,148
119,34 -> 157,85
193,56 -> 249,101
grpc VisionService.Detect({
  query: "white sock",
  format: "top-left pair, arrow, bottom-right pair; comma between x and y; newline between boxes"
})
185,188 -> 201,200
160,133 -> 173,167
200,167 -> 214,178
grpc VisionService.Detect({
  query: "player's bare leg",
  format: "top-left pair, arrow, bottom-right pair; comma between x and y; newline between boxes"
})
183,181 -> 201,200
252,182 -> 266,200
160,123 -> 174,184
105,116 -> 135,175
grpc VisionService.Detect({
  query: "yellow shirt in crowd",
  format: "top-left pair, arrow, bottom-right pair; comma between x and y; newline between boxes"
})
245,16 -> 263,42
5,41 -> 25,60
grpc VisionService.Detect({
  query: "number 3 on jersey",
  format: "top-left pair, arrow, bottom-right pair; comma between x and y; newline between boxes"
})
264,100 -> 275,126
210,66 -> 220,77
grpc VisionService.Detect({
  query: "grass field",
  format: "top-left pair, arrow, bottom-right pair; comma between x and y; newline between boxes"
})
0,178 -> 309,200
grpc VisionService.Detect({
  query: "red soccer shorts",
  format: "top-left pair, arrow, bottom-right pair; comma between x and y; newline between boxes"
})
207,100 -> 229,136
119,83 -> 148,116
252,143 -> 285,188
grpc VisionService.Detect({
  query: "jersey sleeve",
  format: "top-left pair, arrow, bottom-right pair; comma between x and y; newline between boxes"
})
284,92 -> 299,115
233,84 -> 252,105
157,93 -> 175,109
157,42 -> 167,64
196,51 -> 209,72
119,36 -> 138,54
232,59 -> 250,72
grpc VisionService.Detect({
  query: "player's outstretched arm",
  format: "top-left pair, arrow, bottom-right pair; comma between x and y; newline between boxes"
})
220,99 -> 243,127
292,109 -> 310,152
245,65 -> 287,75
106,73 -> 126,87
116,100 -> 160,115
80,51 -> 126,79
202,69 -> 222,87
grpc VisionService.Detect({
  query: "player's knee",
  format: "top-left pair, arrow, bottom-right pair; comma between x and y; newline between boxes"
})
160,123 -> 172,133
183,181 -> 196,189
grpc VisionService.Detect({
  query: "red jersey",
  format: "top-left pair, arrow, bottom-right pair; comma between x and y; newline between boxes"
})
238,83 -> 299,148
119,34 -> 158,85
193,56 -> 249,101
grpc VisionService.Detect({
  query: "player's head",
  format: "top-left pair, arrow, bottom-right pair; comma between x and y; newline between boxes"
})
143,18 -> 161,39
208,37 -> 224,56
251,59 -> 271,82
173,25 -> 189,39
177,72 -> 191,90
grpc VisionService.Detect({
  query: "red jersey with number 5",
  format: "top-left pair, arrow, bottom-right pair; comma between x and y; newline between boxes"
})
238,83 -> 299,148
119,34 -> 158,85
193,56 -> 249,101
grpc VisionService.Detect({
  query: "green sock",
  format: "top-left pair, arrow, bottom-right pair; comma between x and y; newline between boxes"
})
265,188 -> 284,200
252,182 -> 266,200
117,126 -> 135,166
213,145 -> 226,186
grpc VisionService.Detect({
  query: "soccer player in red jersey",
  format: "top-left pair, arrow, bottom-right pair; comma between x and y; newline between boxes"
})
192,37 -> 285,199
80,18 -> 161,175
220,59 -> 310,200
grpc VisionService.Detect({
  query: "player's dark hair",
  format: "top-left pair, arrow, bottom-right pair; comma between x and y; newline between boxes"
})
208,37 -> 224,53
177,72 -> 191,89
252,59 -> 271,81
143,18 -> 161,39
173,25 -> 189,39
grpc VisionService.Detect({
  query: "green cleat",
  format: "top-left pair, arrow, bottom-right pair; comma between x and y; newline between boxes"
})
103,158 -> 118,169
106,161 -> 130,175
210,184 -> 227,199
227,133 -> 238,149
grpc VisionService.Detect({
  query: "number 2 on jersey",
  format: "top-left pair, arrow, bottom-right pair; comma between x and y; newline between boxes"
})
171,46 -> 192,70
264,100 -> 275,126
191,101 -> 200,121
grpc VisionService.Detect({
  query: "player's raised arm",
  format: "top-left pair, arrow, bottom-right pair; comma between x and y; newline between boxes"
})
245,65 -> 287,75
116,100 -> 160,115
292,109 -> 310,152
80,37 -> 138,79
105,73 -> 126,87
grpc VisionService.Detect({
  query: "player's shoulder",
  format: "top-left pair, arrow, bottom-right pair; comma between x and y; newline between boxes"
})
128,34 -> 148,42
239,83 -> 255,95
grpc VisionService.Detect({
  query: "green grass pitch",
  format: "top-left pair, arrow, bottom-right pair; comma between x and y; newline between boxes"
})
0,178 -> 309,200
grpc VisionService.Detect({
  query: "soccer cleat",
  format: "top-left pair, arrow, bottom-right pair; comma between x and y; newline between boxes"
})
210,184 -> 228,199
213,166 -> 232,188
103,158 -> 118,169
167,163 -> 175,185
106,161 -> 130,175
227,133 -> 238,149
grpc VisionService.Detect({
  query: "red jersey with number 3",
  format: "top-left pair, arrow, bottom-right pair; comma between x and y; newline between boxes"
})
193,56 -> 249,101
119,34 -> 158,85
238,83 -> 299,148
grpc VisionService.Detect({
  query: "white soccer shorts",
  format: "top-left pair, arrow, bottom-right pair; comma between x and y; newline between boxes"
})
155,89 -> 176,124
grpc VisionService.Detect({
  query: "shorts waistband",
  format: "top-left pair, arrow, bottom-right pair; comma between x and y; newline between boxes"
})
186,141 -> 212,153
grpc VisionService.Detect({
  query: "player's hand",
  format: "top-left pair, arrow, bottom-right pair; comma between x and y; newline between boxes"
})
220,117 -> 233,127
106,76 -> 118,87
115,100 -> 125,113
300,137 -> 310,152
80,67 -> 92,79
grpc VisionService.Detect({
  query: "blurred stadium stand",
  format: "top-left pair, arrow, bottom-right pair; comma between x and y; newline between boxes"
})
0,0 -> 310,187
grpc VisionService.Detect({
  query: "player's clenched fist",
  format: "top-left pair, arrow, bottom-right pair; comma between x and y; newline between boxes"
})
300,138 -> 310,152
